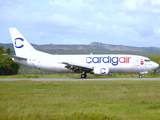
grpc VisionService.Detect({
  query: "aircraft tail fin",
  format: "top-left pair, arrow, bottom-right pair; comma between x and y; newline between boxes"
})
9,28 -> 36,57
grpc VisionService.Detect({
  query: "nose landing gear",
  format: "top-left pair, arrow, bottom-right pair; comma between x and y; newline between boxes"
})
139,74 -> 142,78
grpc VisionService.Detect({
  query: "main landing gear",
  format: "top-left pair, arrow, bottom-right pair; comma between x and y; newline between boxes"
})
81,74 -> 87,78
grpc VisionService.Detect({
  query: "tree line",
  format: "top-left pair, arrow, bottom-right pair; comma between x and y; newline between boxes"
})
0,46 -> 20,75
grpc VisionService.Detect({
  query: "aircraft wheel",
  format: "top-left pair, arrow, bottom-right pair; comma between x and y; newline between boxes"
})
139,74 -> 142,78
81,74 -> 87,78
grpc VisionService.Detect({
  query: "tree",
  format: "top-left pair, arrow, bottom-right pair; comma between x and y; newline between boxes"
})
0,46 -> 12,55
6,48 -> 12,54
0,46 -> 20,75
0,55 -> 20,75
0,46 -> 4,54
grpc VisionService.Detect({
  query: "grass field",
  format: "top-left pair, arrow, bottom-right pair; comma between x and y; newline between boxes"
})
1,80 -> 160,120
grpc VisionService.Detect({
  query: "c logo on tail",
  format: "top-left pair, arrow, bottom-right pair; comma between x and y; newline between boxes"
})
14,38 -> 24,48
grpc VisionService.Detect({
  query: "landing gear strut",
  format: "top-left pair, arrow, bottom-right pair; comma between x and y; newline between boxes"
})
139,74 -> 142,78
81,74 -> 87,78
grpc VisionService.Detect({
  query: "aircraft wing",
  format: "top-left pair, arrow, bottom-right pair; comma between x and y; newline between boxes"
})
61,62 -> 93,73
3,54 -> 27,60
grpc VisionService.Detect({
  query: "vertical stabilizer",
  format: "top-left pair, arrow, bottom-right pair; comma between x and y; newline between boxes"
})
9,28 -> 35,57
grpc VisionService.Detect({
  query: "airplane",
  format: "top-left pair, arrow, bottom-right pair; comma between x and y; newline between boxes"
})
4,28 -> 159,78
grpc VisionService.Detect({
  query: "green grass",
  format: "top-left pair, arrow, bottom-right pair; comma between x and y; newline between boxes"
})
1,80 -> 160,119
0,72 -> 159,78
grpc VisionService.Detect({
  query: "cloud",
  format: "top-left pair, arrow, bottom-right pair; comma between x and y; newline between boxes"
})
49,14 -> 77,25
94,12 -> 108,21
123,0 -> 160,14
95,24 -> 107,32
39,31 -> 47,39
63,38 -> 83,44
48,0 -> 91,12
153,27 -> 160,35
83,0 -> 103,2
117,13 -> 139,23
135,28 -> 154,37
125,0 -> 137,10
49,0 -> 83,8
1,0 -> 160,47
112,25 -> 117,30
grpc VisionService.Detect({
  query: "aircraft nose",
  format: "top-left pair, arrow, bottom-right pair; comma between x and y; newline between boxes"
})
154,62 -> 159,69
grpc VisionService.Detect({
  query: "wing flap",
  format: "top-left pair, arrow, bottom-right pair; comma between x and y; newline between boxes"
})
61,62 -> 93,73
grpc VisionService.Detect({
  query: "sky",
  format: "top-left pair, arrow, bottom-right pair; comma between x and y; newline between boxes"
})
1,0 -> 160,47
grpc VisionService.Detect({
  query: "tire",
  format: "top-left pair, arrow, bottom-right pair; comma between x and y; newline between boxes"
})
139,74 -> 142,78
81,74 -> 87,78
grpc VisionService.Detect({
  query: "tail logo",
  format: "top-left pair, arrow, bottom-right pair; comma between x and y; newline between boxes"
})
14,38 -> 24,48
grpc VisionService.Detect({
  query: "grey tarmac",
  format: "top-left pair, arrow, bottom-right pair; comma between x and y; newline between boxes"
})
0,78 -> 160,81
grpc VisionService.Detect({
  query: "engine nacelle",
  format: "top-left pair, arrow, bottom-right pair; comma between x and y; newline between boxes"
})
93,67 -> 110,75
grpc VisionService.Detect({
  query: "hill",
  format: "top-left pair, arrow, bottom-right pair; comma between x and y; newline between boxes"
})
1,42 -> 160,55
32,42 -> 160,53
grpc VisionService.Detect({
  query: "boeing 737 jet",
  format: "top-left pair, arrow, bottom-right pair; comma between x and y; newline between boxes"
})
4,28 -> 159,78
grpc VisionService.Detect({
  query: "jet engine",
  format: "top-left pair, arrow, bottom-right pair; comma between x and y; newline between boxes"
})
93,67 -> 110,75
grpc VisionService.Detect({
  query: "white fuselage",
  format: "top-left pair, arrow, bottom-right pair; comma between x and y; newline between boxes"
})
13,50 -> 158,74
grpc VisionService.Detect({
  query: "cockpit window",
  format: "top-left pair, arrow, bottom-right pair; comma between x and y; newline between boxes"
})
145,59 -> 152,62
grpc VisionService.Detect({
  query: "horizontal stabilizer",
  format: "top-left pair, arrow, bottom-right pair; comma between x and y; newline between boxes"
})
3,54 -> 27,60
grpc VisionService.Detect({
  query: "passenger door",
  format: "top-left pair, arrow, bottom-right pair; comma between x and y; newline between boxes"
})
135,57 -> 140,66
